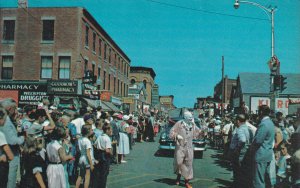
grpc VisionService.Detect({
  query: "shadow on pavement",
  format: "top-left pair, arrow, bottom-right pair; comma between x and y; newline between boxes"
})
214,178 -> 233,188
210,150 -> 232,171
153,178 -> 178,186
154,149 -> 174,158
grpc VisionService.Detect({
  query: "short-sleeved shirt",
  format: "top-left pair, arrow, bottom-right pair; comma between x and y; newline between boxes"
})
95,134 -> 112,151
46,140 -> 62,163
78,137 -> 94,166
0,131 -> 7,156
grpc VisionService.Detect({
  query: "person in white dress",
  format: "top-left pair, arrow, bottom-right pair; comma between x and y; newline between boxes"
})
46,127 -> 73,188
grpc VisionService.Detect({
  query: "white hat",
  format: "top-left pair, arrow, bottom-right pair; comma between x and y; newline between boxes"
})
87,106 -> 92,111
122,115 -> 129,121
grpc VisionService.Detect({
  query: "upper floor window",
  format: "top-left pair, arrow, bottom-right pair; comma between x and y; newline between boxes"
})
92,64 -> 95,75
92,32 -> 96,52
98,38 -> 102,56
85,25 -> 89,47
143,80 -> 147,89
97,67 -> 101,78
104,43 -> 107,60
84,59 -> 88,74
42,20 -> 54,41
103,71 -> 106,90
41,56 -> 52,79
3,20 -> 15,41
130,79 -> 136,85
1,56 -> 13,79
59,56 -> 70,79
108,48 -> 111,63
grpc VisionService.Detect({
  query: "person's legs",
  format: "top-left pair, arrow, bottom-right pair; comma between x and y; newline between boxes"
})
253,162 -> 267,188
176,174 -> 181,185
84,169 -> 90,188
7,155 -> 19,188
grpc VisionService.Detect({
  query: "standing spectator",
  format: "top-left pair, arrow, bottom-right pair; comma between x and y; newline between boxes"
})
96,106 -> 102,120
0,98 -> 25,188
71,108 -> 86,136
148,111 -> 155,142
110,113 -> 120,163
250,105 -> 275,188
117,115 -> 130,163
0,107 -> 14,188
19,105 -> 35,132
230,114 -> 250,188
276,142 -> 291,186
47,127 -> 73,188
76,125 -> 94,188
93,122 -> 113,188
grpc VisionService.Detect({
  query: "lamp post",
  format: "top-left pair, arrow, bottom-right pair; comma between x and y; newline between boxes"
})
234,0 -> 278,111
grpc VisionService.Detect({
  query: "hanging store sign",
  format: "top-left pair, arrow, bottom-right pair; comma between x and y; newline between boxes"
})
111,96 -> 122,105
47,80 -> 78,94
122,97 -> 134,104
100,91 -> 111,102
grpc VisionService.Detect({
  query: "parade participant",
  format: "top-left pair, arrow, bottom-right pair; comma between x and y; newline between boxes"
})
76,125 -> 94,188
250,105 -> 275,188
169,111 -> 201,188
93,122 -> 113,188
46,126 -> 73,188
0,98 -> 25,188
0,107 -> 14,188
230,114 -> 250,188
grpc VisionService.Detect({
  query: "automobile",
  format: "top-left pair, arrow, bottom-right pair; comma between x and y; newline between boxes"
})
159,108 -> 207,158
55,97 -> 81,112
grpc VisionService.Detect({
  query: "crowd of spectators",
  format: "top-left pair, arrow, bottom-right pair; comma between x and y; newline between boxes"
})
0,98 -> 164,188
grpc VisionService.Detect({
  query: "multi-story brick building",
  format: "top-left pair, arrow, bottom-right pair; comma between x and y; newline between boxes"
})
0,7 -> 130,108
129,66 -> 156,105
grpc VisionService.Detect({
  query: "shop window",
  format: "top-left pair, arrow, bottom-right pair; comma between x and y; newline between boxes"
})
3,20 -> 15,41
1,56 -> 13,79
42,20 -> 54,41
59,56 -> 70,79
41,56 -> 53,79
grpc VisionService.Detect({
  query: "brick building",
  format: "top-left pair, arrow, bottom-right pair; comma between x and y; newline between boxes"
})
0,7 -> 130,108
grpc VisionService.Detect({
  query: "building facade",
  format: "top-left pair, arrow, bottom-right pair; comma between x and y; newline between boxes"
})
129,66 -> 156,105
0,7 -> 130,108
214,76 -> 237,105
151,84 -> 159,107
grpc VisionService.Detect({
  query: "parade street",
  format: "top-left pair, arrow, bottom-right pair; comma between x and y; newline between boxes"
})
107,140 -> 232,188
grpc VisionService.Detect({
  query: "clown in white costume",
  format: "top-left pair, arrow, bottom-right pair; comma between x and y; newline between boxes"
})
169,111 -> 201,188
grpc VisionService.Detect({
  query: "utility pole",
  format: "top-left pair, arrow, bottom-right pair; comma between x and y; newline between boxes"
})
221,56 -> 225,118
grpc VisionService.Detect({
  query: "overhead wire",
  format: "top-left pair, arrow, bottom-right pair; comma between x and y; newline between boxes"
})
145,0 -> 269,21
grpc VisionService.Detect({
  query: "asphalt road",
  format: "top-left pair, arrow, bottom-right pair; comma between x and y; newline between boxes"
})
107,139 -> 233,188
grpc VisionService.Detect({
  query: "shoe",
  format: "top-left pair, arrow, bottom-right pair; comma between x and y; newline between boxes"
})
175,181 -> 180,185
121,160 -> 127,163
185,183 -> 192,188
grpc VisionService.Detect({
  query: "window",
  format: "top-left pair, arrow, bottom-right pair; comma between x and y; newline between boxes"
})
117,79 -> 120,94
124,83 -> 126,96
92,32 -> 96,52
143,80 -> 147,89
103,71 -> 106,90
104,43 -> 107,59
114,53 -> 117,66
131,79 -> 136,85
108,74 -> 111,90
108,48 -> 111,63
92,64 -> 95,75
84,59 -> 88,74
97,67 -> 101,78
98,39 -> 102,56
114,77 -> 116,93
41,56 -> 52,79
59,56 -> 70,79
42,20 -> 54,41
85,25 -> 89,47
120,81 -> 123,96
3,20 -> 15,41
1,56 -> 13,79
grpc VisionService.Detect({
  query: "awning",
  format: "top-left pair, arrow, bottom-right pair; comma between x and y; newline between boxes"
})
102,101 -> 120,112
80,98 -> 101,108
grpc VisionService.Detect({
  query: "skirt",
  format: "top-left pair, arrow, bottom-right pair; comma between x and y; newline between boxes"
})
47,164 -> 66,188
117,132 -> 130,155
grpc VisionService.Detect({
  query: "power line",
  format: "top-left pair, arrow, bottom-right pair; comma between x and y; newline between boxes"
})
145,0 -> 268,21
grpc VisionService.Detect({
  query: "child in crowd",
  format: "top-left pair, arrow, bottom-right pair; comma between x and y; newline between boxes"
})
76,125 -> 94,188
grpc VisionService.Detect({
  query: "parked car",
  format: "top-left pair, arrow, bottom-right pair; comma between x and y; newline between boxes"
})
159,108 -> 207,158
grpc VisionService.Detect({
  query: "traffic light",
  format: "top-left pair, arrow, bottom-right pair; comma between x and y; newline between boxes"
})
280,75 -> 287,92
273,75 -> 281,91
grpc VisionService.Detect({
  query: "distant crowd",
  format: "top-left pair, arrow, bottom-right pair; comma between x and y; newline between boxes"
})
0,98 -> 164,188
197,104 -> 300,188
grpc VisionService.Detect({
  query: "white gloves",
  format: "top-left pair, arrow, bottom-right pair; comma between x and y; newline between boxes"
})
177,134 -> 183,140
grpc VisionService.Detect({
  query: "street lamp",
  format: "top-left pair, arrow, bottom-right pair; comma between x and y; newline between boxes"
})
234,0 -> 279,111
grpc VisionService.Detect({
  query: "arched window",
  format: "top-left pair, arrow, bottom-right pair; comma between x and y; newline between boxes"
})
131,79 -> 136,85
143,80 -> 147,89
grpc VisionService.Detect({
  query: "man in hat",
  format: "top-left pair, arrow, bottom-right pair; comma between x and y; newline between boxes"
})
169,111 -> 201,188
